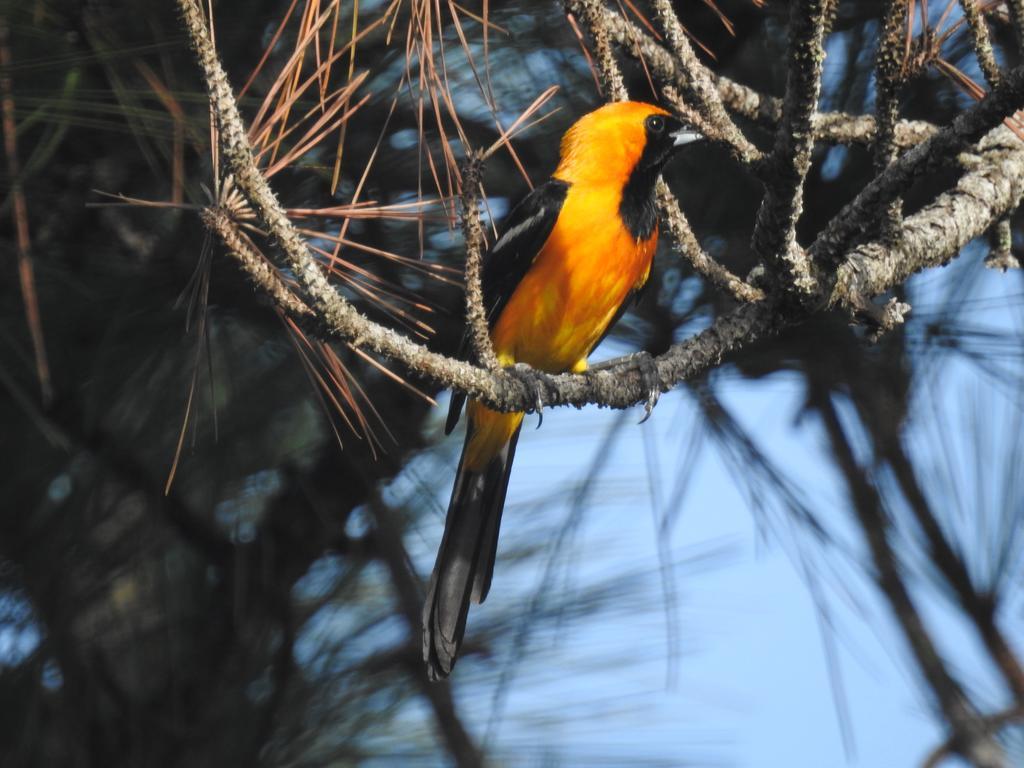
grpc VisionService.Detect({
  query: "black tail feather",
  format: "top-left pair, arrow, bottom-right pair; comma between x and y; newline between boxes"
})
444,391 -> 467,435
423,425 -> 522,680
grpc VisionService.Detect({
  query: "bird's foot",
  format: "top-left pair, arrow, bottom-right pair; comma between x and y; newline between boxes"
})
506,362 -> 547,428
633,351 -> 662,424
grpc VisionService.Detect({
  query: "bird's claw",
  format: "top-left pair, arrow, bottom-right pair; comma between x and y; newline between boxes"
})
508,362 -> 546,428
634,351 -> 661,424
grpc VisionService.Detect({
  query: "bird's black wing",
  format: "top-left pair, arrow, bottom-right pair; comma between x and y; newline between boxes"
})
445,178 -> 569,434
481,178 -> 569,323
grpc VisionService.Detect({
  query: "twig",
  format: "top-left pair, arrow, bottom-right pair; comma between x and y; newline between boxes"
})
656,181 -> 764,303
750,0 -> 829,297
648,0 -> 762,164
873,0 -> 909,244
985,217 -> 1020,270
596,5 -> 938,152
960,0 -> 1002,89
200,206 -> 313,319
812,64 -> 1024,271
718,72 -> 940,148
566,0 -> 627,101
810,110 -> 938,148
459,152 -> 500,370
831,125 -> 1024,307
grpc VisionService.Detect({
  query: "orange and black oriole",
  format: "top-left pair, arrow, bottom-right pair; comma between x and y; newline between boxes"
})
423,101 -> 703,679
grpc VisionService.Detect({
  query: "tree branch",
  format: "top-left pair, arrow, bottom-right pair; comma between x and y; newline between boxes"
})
830,126 -> 1024,306
596,5 -> 938,151
961,0 -> 1002,89
567,0 -> 628,102
201,206 -> 313,320
873,0 -> 909,243
648,0 -> 762,164
656,181 -> 765,303
812,65 -> 1024,270
460,153 -> 500,371
750,0 -> 829,296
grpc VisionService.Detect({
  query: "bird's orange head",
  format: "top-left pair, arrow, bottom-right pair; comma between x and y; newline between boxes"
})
553,101 -> 702,186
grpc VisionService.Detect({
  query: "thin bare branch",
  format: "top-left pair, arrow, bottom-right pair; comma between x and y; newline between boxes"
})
648,0 -> 762,164
812,64 -> 1024,270
460,152 -> 499,370
831,125 -> 1024,307
566,0 -> 628,102
874,0 -> 910,243
750,0 -> 829,296
598,6 -> 938,151
656,181 -> 764,303
985,217 -> 1021,269
201,206 -> 312,319
960,0 -> 1002,88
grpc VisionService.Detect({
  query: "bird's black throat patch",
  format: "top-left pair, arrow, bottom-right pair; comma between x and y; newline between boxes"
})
619,163 -> 660,242
619,117 -> 682,241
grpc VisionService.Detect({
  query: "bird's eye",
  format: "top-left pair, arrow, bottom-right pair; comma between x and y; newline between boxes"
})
646,115 -> 665,133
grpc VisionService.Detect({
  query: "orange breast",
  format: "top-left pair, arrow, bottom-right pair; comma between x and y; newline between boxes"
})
463,182 -> 655,472
490,182 -> 656,374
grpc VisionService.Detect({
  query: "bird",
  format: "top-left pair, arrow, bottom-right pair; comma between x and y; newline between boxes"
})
422,101 -> 704,680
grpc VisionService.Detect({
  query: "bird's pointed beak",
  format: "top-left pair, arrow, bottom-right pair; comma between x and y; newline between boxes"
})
671,127 -> 704,147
